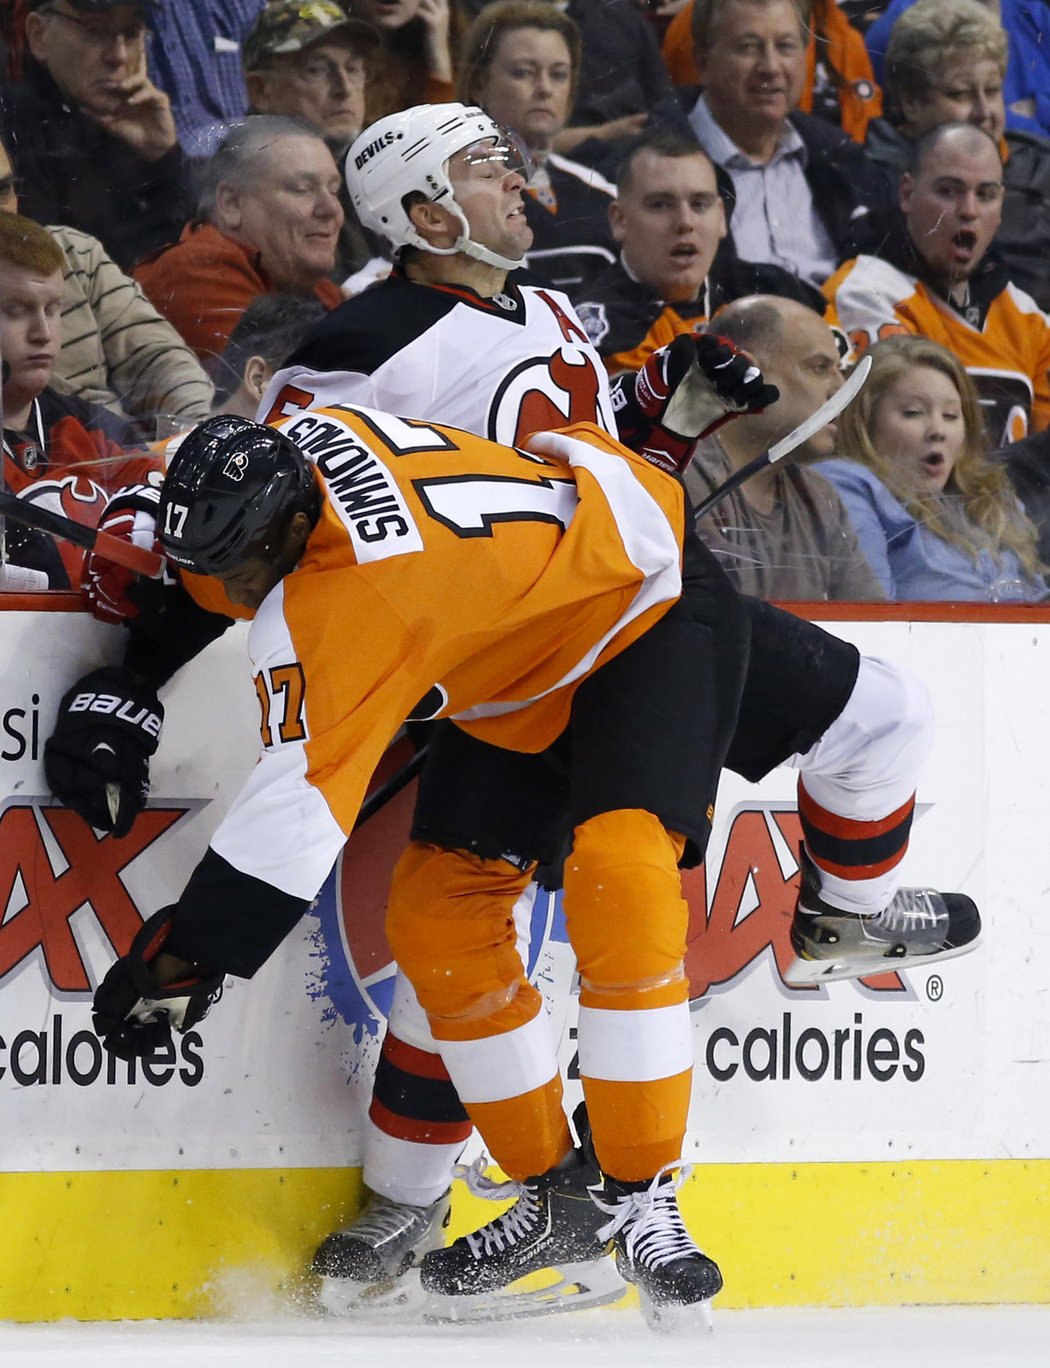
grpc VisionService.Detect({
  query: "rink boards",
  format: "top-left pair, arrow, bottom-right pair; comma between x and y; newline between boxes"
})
0,598 -> 1048,1318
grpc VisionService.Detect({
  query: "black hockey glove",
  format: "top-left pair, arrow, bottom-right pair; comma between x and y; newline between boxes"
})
92,907 -> 224,1060
612,333 -> 780,475
43,666 -> 164,838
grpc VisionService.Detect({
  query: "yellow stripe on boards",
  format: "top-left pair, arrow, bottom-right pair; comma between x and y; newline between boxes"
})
1,1159 -> 1046,1321
0,1168 -> 363,1322
678,1159 -> 1050,1308
451,1157 -> 1050,1309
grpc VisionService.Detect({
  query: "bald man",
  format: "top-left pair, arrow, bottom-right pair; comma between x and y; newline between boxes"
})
684,296 -> 885,601
824,121 -> 1050,444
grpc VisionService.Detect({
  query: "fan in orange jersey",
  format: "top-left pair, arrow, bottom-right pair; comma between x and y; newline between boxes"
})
79,403 -> 980,1332
824,122 -> 1050,446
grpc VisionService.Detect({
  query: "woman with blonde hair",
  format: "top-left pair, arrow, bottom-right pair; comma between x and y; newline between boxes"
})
816,335 -> 1046,601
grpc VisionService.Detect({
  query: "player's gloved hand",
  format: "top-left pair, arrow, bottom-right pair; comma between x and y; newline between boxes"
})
614,333 -> 780,475
43,666 -> 164,837
84,483 -> 163,624
92,907 -> 224,1060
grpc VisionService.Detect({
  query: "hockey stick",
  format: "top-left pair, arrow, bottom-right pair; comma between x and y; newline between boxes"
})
351,743 -> 428,832
691,354 -> 873,521
0,488 -> 164,578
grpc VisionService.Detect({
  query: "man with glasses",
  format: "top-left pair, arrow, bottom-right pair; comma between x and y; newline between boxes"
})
243,1 -> 380,156
238,0 -> 381,280
0,1 -> 191,271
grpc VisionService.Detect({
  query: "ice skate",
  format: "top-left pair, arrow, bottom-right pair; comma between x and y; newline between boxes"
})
420,1106 -> 624,1322
594,1165 -> 722,1335
785,853 -> 981,985
312,1188 -> 450,1315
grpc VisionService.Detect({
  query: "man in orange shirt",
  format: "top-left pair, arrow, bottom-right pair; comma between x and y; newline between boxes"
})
133,115 -> 344,376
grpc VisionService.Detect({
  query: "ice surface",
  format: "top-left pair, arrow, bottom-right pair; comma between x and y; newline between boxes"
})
1,1306 -> 1047,1368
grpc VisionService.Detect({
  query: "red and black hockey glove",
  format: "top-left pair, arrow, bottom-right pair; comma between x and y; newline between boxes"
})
43,666 -> 163,837
612,332 -> 780,476
92,907 -> 224,1060
84,483 -> 164,624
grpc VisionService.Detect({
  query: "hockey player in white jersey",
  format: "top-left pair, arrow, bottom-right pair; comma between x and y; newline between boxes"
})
61,103 -> 981,1324
246,103 -> 977,1320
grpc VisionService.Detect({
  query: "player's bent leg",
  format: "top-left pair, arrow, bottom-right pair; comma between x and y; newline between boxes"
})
783,656 -> 981,983
388,845 -> 618,1318
386,840 -> 571,1181
564,808 -> 693,1178
364,973 -> 472,1204
565,808 -> 722,1330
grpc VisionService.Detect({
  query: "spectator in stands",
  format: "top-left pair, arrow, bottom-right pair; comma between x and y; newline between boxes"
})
0,133 -> 213,436
824,122 -> 1050,445
356,0 -> 457,119
459,0 -> 673,170
816,334 -> 1046,601
133,116 -> 344,374
0,212 -> 161,589
147,0 -> 265,156
243,1 -> 379,154
210,294 -> 327,418
863,0 -> 1050,312
240,1 -> 381,279
457,1 -> 617,292
865,0 -> 1050,141
572,130 -> 823,372
0,1 -> 192,271
661,0 -> 883,143
684,294 -> 884,600
653,0 -> 890,288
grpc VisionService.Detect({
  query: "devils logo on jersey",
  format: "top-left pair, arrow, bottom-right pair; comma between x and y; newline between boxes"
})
488,347 -> 605,448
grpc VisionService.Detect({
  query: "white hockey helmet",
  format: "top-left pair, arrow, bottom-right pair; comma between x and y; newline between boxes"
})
345,102 -> 532,271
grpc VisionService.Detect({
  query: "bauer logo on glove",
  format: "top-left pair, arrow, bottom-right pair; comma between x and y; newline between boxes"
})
44,666 -> 164,838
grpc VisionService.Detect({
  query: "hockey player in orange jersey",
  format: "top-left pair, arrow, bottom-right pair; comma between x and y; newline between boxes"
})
83,399 -> 981,1331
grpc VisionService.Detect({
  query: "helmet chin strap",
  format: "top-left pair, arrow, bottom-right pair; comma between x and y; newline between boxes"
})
406,197 -> 525,274
458,235 -> 525,272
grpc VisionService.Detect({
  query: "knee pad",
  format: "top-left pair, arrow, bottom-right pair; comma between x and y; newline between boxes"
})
386,841 -> 536,1031
563,809 -> 688,1010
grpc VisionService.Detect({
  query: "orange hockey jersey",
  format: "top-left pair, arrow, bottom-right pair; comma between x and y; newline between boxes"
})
824,252 -> 1050,443
189,406 -> 687,902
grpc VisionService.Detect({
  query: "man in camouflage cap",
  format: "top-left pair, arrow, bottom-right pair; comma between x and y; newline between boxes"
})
244,1 -> 380,151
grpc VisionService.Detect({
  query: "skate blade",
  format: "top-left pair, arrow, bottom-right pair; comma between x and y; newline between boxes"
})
423,1258 -> 626,1324
317,1268 -> 428,1319
639,1288 -> 714,1336
784,934 -> 982,986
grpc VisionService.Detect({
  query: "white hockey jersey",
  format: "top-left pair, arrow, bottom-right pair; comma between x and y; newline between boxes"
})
257,270 -> 618,446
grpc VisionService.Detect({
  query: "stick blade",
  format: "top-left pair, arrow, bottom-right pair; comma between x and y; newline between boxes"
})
767,352 -> 873,466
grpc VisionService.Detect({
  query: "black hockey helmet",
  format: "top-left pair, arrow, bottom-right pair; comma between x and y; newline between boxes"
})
158,415 -> 318,576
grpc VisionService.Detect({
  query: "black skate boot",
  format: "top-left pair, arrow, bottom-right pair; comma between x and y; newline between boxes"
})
420,1105 -> 625,1321
785,851 -> 981,985
594,1165 -> 722,1335
312,1188 -> 451,1314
